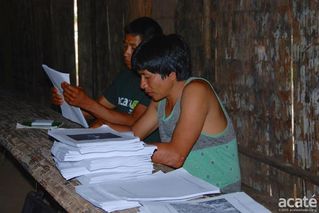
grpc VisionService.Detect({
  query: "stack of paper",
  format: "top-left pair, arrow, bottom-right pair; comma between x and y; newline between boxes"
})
76,168 -> 220,212
49,125 -> 156,182
77,169 -> 152,185
52,154 -> 154,180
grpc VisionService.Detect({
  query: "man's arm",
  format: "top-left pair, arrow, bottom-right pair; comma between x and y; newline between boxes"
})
132,101 -> 159,140
151,81 -> 211,168
62,82 -> 147,126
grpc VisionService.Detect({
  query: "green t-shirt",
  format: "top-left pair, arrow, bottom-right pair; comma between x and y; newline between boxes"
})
103,69 -> 160,143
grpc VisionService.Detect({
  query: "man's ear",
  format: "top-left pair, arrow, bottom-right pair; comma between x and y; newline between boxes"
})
168,72 -> 177,80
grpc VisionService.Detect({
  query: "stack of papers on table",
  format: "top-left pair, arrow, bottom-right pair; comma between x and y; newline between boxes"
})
76,168 -> 220,212
51,140 -> 154,161
49,125 -> 156,182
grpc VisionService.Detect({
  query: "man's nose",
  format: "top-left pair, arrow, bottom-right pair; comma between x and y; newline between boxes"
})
124,46 -> 132,56
140,77 -> 147,89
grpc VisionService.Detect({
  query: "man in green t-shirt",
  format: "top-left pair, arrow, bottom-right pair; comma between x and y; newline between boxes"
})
51,17 -> 162,142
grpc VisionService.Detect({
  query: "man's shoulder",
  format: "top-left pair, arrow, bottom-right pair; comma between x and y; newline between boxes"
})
117,69 -> 140,81
184,78 -> 211,93
110,69 -> 139,86
181,78 -> 216,105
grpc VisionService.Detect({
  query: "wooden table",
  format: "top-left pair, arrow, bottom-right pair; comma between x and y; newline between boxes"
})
0,90 -> 276,212
0,90 -> 143,213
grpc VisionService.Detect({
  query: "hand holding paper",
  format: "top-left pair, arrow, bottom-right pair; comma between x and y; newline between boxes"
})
51,87 -> 64,105
61,82 -> 91,109
42,64 -> 89,128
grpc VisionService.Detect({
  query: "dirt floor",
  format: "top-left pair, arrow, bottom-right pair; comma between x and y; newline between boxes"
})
0,149 -> 35,213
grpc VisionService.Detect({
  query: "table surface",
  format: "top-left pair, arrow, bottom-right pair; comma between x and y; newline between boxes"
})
0,90 -> 157,213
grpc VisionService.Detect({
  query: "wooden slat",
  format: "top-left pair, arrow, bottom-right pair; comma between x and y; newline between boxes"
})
0,0 -> 75,105
213,0 -> 319,199
292,0 -> 319,182
77,0 -> 128,98
239,146 -> 319,186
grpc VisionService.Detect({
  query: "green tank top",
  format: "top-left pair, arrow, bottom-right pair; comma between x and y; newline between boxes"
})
157,77 -> 241,192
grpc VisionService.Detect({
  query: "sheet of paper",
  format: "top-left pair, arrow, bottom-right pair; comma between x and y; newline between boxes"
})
76,168 -> 220,203
75,185 -> 141,212
139,192 -> 271,213
108,168 -> 220,201
77,170 -> 152,185
193,192 -> 271,213
76,169 -> 219,212
42,64 -> 88,128
48,125 -> 139,147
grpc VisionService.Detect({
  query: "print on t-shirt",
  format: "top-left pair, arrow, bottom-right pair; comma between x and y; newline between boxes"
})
118,97 -> 139,113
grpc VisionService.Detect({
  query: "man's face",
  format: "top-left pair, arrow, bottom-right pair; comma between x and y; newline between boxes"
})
123,34 -> 142,69
139,69 -> 173,101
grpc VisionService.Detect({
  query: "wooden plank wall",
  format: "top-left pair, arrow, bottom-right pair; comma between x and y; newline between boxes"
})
77,0 -> 129,98
293,0 -> 319,197
77,0 -> 214,98
0,0 -> 75,105
213,0 -> 319,200
214,0 -> 294,197
106,0 -> 319,201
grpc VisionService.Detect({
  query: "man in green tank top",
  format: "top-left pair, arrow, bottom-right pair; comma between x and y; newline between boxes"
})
127,34 -> 241,192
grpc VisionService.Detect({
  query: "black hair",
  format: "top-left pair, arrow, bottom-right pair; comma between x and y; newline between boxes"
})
132,34 -> 192,81
124,17 -> 163,41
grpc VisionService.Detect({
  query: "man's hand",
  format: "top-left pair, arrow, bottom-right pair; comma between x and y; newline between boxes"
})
61,82 -> 89,108
90,119 -> 104,128
51,87 -> 64,106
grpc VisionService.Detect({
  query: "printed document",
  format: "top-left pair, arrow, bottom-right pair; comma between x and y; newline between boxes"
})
42,64 -> 88,128
139,192 -> 271,213
76,168 -> 220,212
48,125 -> 138,147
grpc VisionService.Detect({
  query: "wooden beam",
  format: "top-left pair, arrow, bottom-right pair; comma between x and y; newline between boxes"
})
239,145 -> 319,186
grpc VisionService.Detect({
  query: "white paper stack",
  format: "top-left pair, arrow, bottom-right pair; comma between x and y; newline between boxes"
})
77,169 -> 152,185
49,125 -> 156,181
76,168 -> 220,212
53,155 -> 154,180
51,141 -> 155,161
